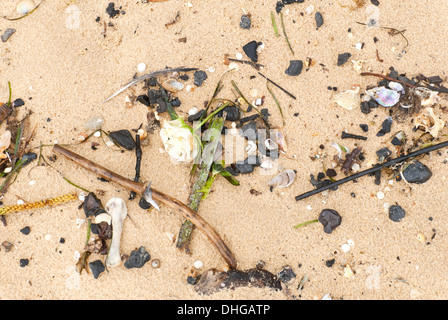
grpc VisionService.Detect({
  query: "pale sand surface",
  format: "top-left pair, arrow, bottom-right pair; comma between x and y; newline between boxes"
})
1,0 -> 448,300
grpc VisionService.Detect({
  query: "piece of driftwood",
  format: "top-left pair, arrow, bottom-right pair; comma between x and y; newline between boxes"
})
52,144 -> 237,269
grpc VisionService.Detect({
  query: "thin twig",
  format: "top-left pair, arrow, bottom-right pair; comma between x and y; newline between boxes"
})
258,72 -> 297,100
356,21 -> 409,48
360,72 -> 417,88
295,140 -> 448,201
103,66 -> 198,103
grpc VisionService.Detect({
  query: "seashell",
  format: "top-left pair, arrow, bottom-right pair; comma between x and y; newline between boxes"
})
265,138 -> 278,150
367,87 -> 400,107
267,169 -> 296,188
16,0 -> 35,15
95,213 -> 112,225
271,127 -> 287,154
0,130 -> 12,150
333,86 -> 360,110
414,107 -> 445,138
388,81 -> 405,94
161,79 -> 184,92
77,132 -> 89,142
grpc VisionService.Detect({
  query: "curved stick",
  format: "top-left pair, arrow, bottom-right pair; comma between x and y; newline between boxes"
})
53,144 -> 237,269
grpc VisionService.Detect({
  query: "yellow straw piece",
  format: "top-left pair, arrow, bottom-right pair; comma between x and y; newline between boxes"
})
0,193 -> 78,216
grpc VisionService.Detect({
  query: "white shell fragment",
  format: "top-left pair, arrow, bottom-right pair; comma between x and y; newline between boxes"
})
0,130 -> 12,150
94,213 -> 112,225
366,87 -> 400,107
16,0 -> 35,15
161,79 -> 184,92
267,169 -> 296,188
388,81 -> 405,94
414,107 -> 445,138
333,86 -> 360,110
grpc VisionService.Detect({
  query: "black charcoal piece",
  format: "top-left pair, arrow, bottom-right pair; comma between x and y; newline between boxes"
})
243,41 -> 259,62
109,129 -> 136,150
124,246 -> 151,269
89,260 -> 105,279
285,60 -> 303,76
389,205 -> 406,222
337,53 -> 351,66
318,209 -> 342,234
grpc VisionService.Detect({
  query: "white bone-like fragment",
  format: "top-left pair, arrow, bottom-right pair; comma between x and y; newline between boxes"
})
105,198 -> 127,267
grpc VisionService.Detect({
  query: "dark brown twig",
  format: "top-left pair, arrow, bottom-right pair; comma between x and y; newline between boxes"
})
360,72 -> 417,88
52,144 -> 237,269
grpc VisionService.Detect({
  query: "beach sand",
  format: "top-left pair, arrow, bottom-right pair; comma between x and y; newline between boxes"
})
1,0 -> 448,300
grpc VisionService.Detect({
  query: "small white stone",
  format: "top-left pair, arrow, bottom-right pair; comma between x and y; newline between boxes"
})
228,62 -> 239,71
351,163 -> 360,172
377,191 -> 385,200
355,42 -> 363,50
305,5 -> 314,14
184,1 -> 193,8
29,180 -> 36,186
236,52 -> 243,60
78,192 -> 86,202
94,131 -> 101,138
76,218 -> 86,228
347,239 -> 355,247
321,293 -> 332,300
3,167 -> 12,173
44,234 -> 52,241
17,199 -> 24,205
306,205 -> 312,211
207,66 -> 215,73
250,89 -> 258,98
53,140 -> 58,144
341,243 -> 351,253
185,84 -> 193,92
193,260 -> 203,269
188,107 -> 198,116
106,140 -> 115,147
137,63 -> 146,73
73,250 -> 81,261
256,43 -> 265,53
383,202 -> 390,210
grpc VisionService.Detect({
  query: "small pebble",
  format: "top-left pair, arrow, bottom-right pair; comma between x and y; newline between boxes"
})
194,260 -> 203,269
106,2 -> 120,18
402,161 -> 432,184
137,63 -> 146,73
376,191 -> 385,200
337,53 -> 352,66
285,60 -> 303,76
389,204 -> 406,222
89,260 -> 105,279
325,259 -> 335,267
341,244 -> 351,253
193,70 -> 207,87
124,246 -> 151,269
315,12 -> 324,29
20,226 -> 31,235
1,28 -> 16,43
19,258 -> 29,268
240,14 -> 251,29
277,265 -> 296,284
187,276 -> 198,285
318,209 -> 342,234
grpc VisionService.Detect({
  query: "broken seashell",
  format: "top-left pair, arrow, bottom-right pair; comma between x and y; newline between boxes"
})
333,86 -> 360,110
388,82 -> 405,94
16,0 -> 35,15
414,107 -> 445,138
271,127 -> 288,154
267,169 -> 296,188
0,130 -> 11,150
265,138 -> 278,150
161,79 -> 184,92
366,87 -> 400,107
